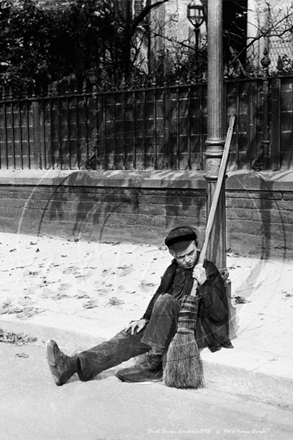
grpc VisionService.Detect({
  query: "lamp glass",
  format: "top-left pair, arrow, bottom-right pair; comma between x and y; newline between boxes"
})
187,4 -> 205,29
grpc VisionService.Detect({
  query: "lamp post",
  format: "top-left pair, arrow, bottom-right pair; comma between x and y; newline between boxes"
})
187,2 -> 205,55
205,0 -> 225,274
205,0 -> 236,338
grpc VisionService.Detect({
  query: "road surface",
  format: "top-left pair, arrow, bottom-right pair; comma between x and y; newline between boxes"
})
0,341 -> 292,440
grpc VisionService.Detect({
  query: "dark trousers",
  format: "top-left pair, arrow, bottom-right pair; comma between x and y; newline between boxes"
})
77,294 -> 181,381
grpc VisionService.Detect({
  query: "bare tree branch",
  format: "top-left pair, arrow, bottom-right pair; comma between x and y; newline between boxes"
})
130,0 -> 170,38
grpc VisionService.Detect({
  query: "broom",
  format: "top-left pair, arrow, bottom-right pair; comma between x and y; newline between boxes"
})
164,115 -> 236,389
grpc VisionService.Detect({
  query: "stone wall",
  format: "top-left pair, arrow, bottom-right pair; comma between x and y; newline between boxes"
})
226,171 -> 293,260
0,169 -> 292,260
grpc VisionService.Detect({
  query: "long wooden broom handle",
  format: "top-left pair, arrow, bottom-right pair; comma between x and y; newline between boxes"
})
190,115 -> 236,296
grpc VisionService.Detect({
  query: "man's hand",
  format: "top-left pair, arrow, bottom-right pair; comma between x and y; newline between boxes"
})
125,319 -> 148,335
192,263 -> 207,286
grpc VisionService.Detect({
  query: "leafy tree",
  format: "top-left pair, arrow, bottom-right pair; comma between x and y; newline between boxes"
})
1,0 -> 293,95
0,0 -> 171,94
0,0 -> 113,92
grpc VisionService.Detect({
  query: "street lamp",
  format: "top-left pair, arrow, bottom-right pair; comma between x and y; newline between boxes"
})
187,2 -> 205,51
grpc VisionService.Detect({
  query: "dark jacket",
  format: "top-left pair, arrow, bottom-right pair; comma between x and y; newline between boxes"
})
142,258 -> 233,353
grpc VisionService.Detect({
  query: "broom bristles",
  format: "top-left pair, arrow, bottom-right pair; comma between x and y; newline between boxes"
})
164,332 -> 204,389
164,294 -> 204,389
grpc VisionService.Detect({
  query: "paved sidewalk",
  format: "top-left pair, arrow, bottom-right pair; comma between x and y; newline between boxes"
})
0,232 -> 292,408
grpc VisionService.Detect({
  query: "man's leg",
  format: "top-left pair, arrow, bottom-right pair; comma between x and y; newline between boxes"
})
46,329 -> 150,386
141,293 -> 180,352
77,329 -> 150,381
116,294 -> 181,382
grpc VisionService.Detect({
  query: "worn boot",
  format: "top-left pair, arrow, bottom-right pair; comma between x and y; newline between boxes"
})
46,340 -> 78,386
115,351 -> 163,383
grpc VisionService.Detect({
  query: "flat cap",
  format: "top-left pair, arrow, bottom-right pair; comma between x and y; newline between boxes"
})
165,226 -> 197,252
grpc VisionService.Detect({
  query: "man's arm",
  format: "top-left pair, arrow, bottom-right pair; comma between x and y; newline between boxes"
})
195,261 -> 229,322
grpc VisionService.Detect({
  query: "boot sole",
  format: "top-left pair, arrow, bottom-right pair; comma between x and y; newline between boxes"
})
46,340 -> 57,367
116,368 -> 163,383
46,340 -> 63,386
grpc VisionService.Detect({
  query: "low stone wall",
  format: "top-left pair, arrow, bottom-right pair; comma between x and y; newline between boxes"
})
0,169 -> 292,260
226,171 -> 293,260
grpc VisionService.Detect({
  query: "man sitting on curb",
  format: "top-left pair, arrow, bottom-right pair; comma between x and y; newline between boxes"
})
46,226 -> 233,385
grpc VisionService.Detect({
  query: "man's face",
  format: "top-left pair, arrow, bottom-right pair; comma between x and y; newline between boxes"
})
169,241 -> 199,269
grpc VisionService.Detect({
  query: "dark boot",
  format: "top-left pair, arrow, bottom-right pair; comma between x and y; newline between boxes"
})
115,352 -> 163,383
46,340 -> 78,386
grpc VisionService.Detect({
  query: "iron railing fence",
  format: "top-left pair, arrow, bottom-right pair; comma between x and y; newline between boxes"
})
0,75 -> 292,171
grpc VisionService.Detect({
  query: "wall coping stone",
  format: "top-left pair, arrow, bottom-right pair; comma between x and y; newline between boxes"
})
0,169 -> 292,191
0,170 -> 206,189
226,170 -> 293,191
